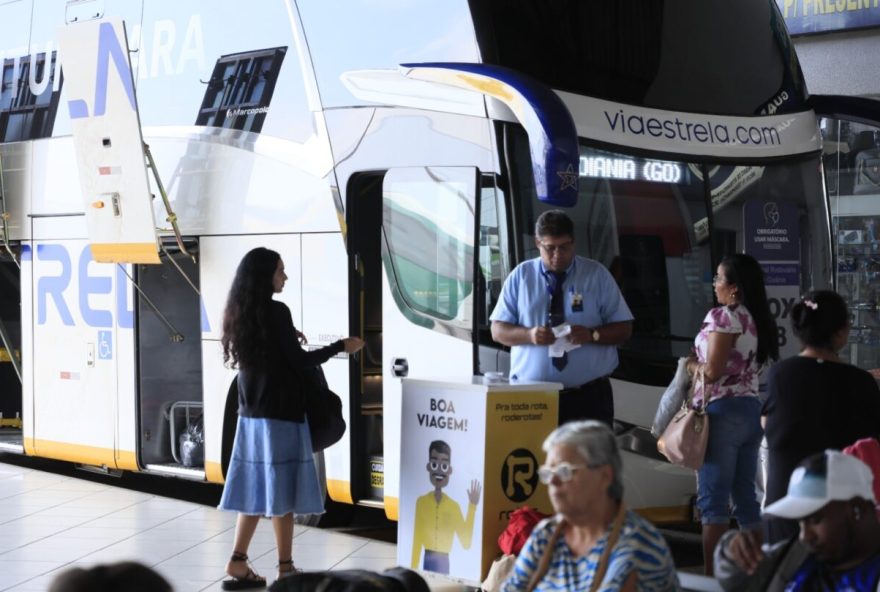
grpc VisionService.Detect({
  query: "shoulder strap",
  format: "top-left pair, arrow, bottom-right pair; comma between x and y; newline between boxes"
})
588,504 -> 627,592
525,518 -> 566,592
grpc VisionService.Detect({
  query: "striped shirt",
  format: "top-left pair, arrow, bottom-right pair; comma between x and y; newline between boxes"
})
501,512 -> 679,591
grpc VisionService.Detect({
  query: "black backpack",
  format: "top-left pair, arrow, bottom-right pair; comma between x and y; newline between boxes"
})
267,568 -> 429,592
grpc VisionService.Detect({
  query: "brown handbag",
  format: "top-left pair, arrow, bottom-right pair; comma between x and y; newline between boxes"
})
657,368 -> 709,470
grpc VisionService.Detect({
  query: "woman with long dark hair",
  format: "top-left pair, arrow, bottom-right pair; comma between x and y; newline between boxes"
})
762,289 -> 880,544
218,247 -> 363,589
686,253 -> 778,575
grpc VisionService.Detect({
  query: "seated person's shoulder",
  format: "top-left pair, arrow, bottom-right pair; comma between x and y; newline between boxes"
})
618,511 -> 673,558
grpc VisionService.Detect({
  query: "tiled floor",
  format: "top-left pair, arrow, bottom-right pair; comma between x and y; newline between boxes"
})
0,462 -> 470,591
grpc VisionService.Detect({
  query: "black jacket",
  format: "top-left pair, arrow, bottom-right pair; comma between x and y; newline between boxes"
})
236,300 -> 344,422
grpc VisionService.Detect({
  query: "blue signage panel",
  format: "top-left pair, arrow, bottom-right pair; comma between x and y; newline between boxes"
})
744,200 -> 801,266
777,0 -> 880,36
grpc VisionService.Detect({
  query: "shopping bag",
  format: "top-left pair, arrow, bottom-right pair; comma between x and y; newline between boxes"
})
657,369 -> 709,470
651,357 -> 691,438
480,554 -> 516,592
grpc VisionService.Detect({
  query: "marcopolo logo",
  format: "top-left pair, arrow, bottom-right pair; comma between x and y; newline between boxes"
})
501,448 -> 539,503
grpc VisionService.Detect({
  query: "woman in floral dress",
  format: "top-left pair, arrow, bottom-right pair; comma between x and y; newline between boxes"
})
685,254 -> 778,575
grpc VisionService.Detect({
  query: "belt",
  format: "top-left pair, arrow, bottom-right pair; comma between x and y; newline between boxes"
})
561,376 -> 610,393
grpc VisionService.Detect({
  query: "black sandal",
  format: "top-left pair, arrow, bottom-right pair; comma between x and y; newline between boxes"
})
276,558 -> 301,580
222,552 -> 266,590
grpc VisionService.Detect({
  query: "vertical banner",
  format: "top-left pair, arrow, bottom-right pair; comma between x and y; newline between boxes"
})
399,382 -> 487,582
743,200 -> 801,358
398,380 -> 558,583
481,390 -> 556,577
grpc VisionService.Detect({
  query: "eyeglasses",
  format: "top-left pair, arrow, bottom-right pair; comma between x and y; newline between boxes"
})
712,274 -> 727,285
429,461 -> 450,473
538,241 -> 574,255
537,461 -> 588,484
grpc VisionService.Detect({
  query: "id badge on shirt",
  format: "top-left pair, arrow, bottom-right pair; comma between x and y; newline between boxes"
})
571,287 -> 584,313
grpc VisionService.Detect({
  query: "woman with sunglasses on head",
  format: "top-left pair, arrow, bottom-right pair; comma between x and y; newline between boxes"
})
501,421 -> 678,592
685,253 -> 779,576
761,289 -> 880,545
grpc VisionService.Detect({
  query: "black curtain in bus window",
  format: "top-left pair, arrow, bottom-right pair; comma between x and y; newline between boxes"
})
196,47 -> 286,134
0,52 -> 62,143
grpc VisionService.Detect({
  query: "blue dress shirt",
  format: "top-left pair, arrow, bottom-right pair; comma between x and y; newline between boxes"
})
490,256 -> 633,387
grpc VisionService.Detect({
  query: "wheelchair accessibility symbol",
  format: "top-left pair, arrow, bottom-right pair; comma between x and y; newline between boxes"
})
97,330 -> 112,360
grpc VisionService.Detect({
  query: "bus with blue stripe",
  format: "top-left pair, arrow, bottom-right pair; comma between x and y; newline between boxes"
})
0,0 -> 877,531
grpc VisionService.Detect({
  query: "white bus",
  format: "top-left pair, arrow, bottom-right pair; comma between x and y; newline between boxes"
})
1,0 -> 878,525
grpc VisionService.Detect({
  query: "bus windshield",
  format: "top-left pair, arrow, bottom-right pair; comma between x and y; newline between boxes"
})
506,131 -> 831,385
470,0 -> 806,117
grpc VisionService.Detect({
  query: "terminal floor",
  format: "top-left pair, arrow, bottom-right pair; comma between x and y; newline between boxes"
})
0,461 -> 720,591
0,461 -> 470,591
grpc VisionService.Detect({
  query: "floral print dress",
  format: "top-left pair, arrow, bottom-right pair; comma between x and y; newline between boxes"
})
693,304 -> 761,406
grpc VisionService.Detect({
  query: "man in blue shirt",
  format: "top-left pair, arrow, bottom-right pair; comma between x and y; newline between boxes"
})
490,210 -> 633,426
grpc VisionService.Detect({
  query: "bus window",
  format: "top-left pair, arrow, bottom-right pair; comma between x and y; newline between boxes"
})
705,159 -> 831,359
510,140 -> 712,381
382,167 -> 477,331
477,176 -> 511,343
506,124 -> 832,384
577,148 -> 712,370
822,118 -> 880,376
0,52 -> 62,142
471,0 -> 805,117
195,47 -> 286,133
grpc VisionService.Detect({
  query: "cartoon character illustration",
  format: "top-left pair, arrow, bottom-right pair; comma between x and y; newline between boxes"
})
411,440 -> 481,574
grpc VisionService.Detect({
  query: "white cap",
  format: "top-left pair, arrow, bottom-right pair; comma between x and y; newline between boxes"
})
764,450 -> 876,520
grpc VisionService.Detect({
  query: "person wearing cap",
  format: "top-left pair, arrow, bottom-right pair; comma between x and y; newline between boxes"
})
715,450 -> 880,591
490,210 -> 633,427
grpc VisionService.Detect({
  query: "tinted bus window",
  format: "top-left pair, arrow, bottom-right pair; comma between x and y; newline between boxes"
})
470,0 -> 807,116
0,52 -> 62,142
506,127 -> 831,385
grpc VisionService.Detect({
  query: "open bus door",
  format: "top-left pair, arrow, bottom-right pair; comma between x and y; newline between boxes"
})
347,167 -> 481,519
811,95 -> 880,375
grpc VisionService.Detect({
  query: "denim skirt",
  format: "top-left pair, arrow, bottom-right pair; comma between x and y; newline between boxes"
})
218,416 -> 324,517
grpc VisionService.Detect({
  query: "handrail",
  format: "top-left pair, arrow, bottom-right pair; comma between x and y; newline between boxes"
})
144,143 -> 194,263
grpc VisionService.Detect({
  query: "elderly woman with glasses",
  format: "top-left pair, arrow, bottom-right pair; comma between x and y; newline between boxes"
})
501,421 -> 678,592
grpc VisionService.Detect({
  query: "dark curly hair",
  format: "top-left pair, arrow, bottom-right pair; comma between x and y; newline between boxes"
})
221,247 -> 280,369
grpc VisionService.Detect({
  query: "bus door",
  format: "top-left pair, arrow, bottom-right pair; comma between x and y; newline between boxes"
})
812,96 -> 880,376
348,167 -> 479,519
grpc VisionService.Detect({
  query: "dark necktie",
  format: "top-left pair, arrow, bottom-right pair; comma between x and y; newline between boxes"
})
549,272 -> 567,370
